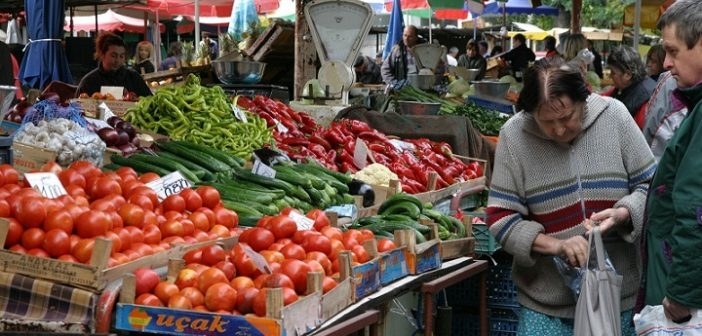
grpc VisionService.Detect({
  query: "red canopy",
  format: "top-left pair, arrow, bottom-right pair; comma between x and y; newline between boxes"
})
146,0 -> 280,16
65,9 -> 165,33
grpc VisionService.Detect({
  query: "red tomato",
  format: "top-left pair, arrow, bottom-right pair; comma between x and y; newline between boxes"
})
161,194 -> 186,213
235,286 -> 259,314
168,294 -> 193,310
322,276 -> 337,294
195,186 -> 221,209
44,209 -> 74,234
377,238 -> 397,252
268,215 -> 297,240
281,259 -> 311,295
262,273 -> 295,289
240,227 -> 275,252
0,164 -> 19,185
118,203 -> 145,228
75,210 -> 111,238
135,293 -> 163,307
179,188 -> 203,212
180,287 -> 205,307
197,267 -> 229,294
42,229 -> 71,258
280,243 -> 306,260
214,207 -> 238,228
301,234 -> 332,255
21,227 -> 46,250
200,245 -> 227,266
306,209 -> 331,231
4,218 -> 23,248
15,196 -> 47,228
134,267 -> 160,296
205,282 -> 237,312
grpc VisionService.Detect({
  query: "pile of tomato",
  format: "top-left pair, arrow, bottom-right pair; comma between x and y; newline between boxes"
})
130,208 -> 397,317
0,161 -> 239,267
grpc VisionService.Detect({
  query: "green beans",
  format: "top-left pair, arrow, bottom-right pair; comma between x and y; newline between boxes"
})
124,74 -> 273,160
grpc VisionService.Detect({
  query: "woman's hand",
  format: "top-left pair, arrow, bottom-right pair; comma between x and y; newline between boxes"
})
584,207 -> 630,235
557,235 -> 590,267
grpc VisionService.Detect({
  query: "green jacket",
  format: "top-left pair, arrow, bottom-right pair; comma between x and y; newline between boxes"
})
645,82 -> 702,308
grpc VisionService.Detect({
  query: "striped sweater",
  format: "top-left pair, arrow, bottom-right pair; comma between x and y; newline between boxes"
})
486,94 -> 657,318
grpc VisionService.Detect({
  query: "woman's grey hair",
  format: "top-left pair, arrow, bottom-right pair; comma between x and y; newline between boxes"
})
607,45 -> 647,83
560,33 -> 588,62
657,0 -> 702,49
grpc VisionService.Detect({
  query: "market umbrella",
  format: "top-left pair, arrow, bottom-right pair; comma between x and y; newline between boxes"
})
383,0 -> 405,59
229,0 -> 261,40
19,0 -> 72,90
482,0 -> 558,15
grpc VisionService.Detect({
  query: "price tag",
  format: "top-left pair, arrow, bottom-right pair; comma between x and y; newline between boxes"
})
145,171 -> 193,200
275,119 -> 289,134
389,139 -> 415,153
288,212 -> 314,231
24,172 -> 68,199
241,244 -> 272,274
99,102 -> 116,120
252,159 -> 276,178
353,137 -> 368,169
100,86 -> 125,99
231,103 -> 248,123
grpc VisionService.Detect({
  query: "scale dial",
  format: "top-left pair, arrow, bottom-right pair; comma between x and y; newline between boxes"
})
304,0 -> 374,65
318,60 -> 356,96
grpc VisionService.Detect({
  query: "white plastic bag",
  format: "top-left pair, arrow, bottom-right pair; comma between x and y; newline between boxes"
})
634,305 -> 702,336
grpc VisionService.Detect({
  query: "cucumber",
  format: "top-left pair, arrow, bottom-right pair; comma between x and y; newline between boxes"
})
362,221 -> 427,244
102,163 -> 122,171
205,182 -> 277,204
156,141 -> 231,172
220,200 -> 264,218
379,202 -> 422,220
155,151 -> 215,181
129,153 -> 200,183
219,178 -> 286,199
110,154 -> 170,176
232,168 -> 298,195
172,140 -> 244,168
299,161 -> 353,184
271,166 -> 313,189
378,193 -> 423,215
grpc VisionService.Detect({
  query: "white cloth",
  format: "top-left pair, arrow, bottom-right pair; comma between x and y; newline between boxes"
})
446,54 -> 458,66
5,19 -> 28,45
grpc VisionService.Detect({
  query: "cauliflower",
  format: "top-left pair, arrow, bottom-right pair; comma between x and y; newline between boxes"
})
351,163 -> 399,187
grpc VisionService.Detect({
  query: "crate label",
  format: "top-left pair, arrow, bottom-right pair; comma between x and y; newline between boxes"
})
0,249 -> 99,288
241,244 -> 271,274
352,138 -> 368,169
408,242 -> 442,274
352,259 -> 380,299
231,103 -> 248,123
115,303 -> 281,336
24,172 -> 67,199
379,247 -> 408,285
252,159 -> 276,178
281,291 -> 322,335
288,212 -> 314,231
146,171 -> 193,200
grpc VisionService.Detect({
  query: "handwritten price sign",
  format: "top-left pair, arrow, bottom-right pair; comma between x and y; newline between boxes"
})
252,159 -> 276,178
146,171 -> 193,200
24,172 -> 67,199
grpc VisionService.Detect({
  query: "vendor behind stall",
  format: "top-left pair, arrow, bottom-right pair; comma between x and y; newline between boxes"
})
354,54 -> 382,84
76,32 -> 152,98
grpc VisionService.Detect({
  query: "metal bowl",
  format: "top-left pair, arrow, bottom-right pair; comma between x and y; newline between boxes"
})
212,60 -> 267,85
472,80 -> 510,98
451,67 -> 481,82
407,74 -> 436,90
397,101 -> 441,115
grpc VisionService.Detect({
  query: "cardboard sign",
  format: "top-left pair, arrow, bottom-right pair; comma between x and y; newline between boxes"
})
24,172 -> 67,199
231,103 -> 248,123
288,212 -> 314,231
252,159 -> 276,178
146,171 -> 193,200
100,86 -> 125,99
353,138 -> 368,169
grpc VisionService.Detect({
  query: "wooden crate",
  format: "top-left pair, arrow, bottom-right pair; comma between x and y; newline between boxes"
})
0,218 -> 236,292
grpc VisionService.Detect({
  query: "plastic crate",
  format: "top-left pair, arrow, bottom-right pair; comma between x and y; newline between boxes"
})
487,265 -> 519,308
489,307 -> 519,335
466,95 -> 516,115
451,311 -> 480,336
472,223 -> 500,255
445,275 -> 480,308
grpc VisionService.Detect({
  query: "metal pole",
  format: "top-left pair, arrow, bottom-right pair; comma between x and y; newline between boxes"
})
633,0 -> 642,47
194,0 -> 201,47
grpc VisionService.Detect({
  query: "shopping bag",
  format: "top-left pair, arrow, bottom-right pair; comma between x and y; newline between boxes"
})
574,227 -> 623,336
634,305 -> 702,335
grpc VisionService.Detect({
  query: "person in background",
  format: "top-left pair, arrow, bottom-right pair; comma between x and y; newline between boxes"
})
479,40 -> 490,59
0,41 -> 14,87
457,39 -> 486,80
602,45 -> 656,129
446,46 -> 458,66
353,54 -> 382,84
381,25 -> 421,85
499,33 -> 535,82
76,32 -> 152,98
375,51 -> 383,66
486,57 -> 655,336
160,41 -> 182,71
200,32 -> 218,60
640,0 -> 702,324
490,45 -> 503,57
641,71 -> 687,161
133,40 -> 155,74
587,39 -> 604,79
645,44 -> 666,82
543,36 -> 558,59
560,33 -> 600,91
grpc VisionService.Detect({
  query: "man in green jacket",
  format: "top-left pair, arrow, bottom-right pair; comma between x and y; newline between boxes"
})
643,0 -> 702,324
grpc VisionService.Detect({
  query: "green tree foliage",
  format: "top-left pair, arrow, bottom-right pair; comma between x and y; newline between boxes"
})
543,0 -> 635,28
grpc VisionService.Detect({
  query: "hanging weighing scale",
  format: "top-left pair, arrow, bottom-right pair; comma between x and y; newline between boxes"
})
304,0 -> 374,105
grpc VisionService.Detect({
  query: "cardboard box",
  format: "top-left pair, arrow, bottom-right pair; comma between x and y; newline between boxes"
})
10,142 -> 57,174
395,229 -> 442,275
378,247 -> 409,285
70,99 -> 136,119
337,251 -> 381,301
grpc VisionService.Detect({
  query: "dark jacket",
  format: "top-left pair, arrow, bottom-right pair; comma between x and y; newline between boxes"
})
134,60 -> 155,75
381,42 -> 410,84
644,82 -> 702,308
355,56 -> 382,84
611,76 -> 656,127
456,54 -> 486,80
502,44 -> 535,81
76,65 -> 152,97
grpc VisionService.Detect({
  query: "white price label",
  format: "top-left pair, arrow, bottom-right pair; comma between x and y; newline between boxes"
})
100,86 -> 125,99
353,137 -> 368,169
24,172 -> 67,199
241,244 -> 271,274
288,212 -> 314,231
145,171 -> 193,200
275,119 -> 289,134
389,139 -> 415,153
231,103 -> 248,123
252,159 -> 276,178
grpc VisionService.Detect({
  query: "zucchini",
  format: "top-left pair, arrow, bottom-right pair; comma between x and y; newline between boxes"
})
172,140 -> 244,168
155,151 -> 215,181
156,141 -> 231,172
129,153 -> 200,183
110,154 -> 170,176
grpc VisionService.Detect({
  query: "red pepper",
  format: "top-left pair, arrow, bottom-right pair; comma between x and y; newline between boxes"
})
390,162 -> 416,180
432,141 -> 453,157
346,119 -> 371,133
340,162 -> 357,173
410,164 -> 428,186
326,150 -> 337,163
343,140 -> 355,155
367,143 -> 385,153
371,152 -> 391,165
338,150 -> 356,166
324,128 -> 346,145
308,143 -> 328,160
309,133 -> 332,150
401,177 -> 425,193
281,137 -> 310,146
236,96 -> 255,110
357,130 -> 389,143
467,161 -> 484,177
256,110 -> 276,127
298,112 -> 318,130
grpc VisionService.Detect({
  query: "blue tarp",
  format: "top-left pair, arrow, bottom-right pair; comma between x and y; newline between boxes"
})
19,0 -> 73,89
383,0 -> 404,59
483,0 -> 559,16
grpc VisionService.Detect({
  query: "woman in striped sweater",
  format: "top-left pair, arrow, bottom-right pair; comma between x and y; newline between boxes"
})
486,57 -> 657,335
